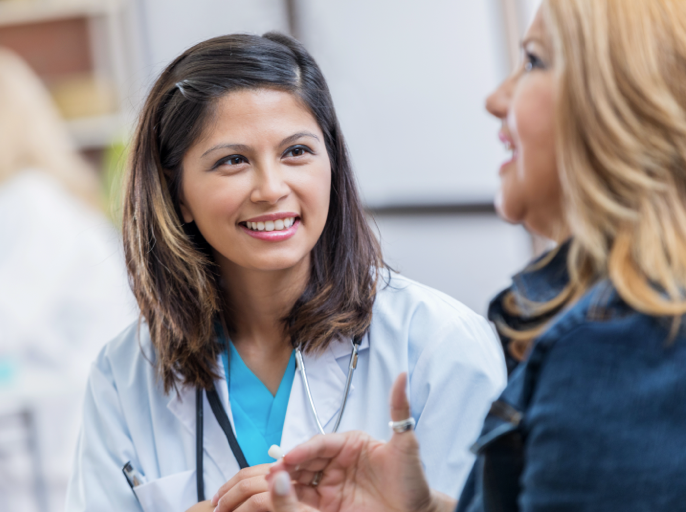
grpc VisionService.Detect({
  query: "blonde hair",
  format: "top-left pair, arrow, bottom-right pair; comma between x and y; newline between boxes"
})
504,0 -> 686,357
0,48 -> 100,207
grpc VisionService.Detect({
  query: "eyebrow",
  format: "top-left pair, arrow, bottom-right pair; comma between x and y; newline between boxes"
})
200,131 -> 320,158
521,36 -> 545,49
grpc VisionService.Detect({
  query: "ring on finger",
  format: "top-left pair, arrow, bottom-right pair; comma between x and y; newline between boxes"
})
310,471 -> 323,487
389,417 -> 416,433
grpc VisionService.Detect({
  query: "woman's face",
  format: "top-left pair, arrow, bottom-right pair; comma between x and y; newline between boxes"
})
179,89 -> 331,274
486,8 -> 566,240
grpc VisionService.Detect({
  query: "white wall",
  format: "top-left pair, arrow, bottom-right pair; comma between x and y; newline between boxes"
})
372,213 -> 531,315
296,0 -> 510,207
138,0 -> 290,84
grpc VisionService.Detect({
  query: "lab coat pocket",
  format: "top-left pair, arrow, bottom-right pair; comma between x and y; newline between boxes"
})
133,469 -> 197,512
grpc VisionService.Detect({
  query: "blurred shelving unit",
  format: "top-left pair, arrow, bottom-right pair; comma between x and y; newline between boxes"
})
0,0 -> 142,163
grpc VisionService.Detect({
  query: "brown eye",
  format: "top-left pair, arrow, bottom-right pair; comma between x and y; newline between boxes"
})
218,155 -> 247,167
284,145 -> 312,158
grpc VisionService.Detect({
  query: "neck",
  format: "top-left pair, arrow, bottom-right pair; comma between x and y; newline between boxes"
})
216,254 -> 310,355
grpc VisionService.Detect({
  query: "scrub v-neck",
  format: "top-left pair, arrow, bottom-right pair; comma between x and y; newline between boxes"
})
221,342 -> 296,466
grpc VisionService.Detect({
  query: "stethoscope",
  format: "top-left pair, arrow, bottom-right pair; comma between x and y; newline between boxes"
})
195,336 -> 361,501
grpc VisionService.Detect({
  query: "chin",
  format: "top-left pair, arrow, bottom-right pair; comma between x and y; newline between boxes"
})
494,191 -> 523,226
245,253 -> 309,272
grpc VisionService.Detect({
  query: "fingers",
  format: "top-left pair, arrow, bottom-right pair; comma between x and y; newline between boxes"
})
390,372 -> 410,422
388,373 -> 421,456
212,465 -> 271,506
213,474 -> 269,512
270,461 -> 318,487
281,433 -> 347,467
269,471 -> 318,512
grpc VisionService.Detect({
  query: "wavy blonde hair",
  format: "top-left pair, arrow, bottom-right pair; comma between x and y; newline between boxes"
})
504,0 -> 686,358
0,48 -> 99,207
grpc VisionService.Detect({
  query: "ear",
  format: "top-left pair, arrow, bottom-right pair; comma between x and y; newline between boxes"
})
178,189 -> 195,224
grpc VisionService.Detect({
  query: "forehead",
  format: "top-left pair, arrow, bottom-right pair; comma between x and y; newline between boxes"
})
202,88 -> 319,139
524,7 -> 549,44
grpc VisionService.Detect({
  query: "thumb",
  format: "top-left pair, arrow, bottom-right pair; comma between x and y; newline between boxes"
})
389,373 -> 419,454
390,372 -> 411,423
269,471 -> 302,512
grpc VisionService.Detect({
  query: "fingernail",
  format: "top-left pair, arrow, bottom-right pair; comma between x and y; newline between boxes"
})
211,493 -> 218,506
274,472 -> 291,496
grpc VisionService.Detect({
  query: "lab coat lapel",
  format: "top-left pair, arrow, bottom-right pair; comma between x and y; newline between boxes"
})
280,334 -> 369,452
166,357 -> 240,481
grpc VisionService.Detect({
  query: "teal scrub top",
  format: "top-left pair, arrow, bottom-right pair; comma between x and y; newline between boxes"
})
221,342 -> 296,466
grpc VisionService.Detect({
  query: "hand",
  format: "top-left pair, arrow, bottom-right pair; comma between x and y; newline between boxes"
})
185,501 -> 214,512
212,463 -> 273,512
266,373 -> 456,512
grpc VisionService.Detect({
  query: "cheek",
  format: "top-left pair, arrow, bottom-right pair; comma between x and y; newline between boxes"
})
509,81 -> 560,214
183,174 -> 247,229
298,163 -> 332,226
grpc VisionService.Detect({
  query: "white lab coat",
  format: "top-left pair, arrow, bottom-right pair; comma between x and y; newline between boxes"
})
65,272 -> 506,512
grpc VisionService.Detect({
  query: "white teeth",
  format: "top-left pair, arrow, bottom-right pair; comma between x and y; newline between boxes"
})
246,217 -> 297,232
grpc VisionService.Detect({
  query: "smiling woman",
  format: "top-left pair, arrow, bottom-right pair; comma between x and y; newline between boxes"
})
65,33 -> 507,512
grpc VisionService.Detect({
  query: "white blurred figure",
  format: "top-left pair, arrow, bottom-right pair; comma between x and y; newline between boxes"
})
0,48 -> 137,512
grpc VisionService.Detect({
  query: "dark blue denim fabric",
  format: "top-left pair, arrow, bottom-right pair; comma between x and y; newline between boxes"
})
458,244 -> 686,512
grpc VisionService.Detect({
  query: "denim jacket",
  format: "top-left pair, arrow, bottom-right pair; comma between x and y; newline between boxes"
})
457,242 -> 686,512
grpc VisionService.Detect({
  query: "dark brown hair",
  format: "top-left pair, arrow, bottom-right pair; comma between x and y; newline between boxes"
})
123,32 -> 383,392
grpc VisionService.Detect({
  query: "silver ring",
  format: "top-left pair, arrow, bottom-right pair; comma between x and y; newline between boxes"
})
389,417 -> 416,433
310,470 -> 323,487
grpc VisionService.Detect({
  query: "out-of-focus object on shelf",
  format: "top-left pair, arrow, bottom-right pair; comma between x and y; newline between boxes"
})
0,0 -> 141,151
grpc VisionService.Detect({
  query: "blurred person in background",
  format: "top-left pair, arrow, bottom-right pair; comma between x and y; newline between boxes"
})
65,32 -> 506,512
258,0 -> 686,511
0,47 -> 136,510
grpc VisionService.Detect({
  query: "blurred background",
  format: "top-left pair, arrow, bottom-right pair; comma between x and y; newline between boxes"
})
0,0 -> 541,510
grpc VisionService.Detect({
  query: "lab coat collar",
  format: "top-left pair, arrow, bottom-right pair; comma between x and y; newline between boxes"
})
166,357 -> 240,481
280,333 -> 369,452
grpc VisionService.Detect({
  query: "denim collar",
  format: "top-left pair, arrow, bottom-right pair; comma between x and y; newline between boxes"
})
488,240 -> 571,374
508,240 -> 571,314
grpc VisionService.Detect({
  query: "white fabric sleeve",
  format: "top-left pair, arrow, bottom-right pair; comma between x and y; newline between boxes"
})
65,359 -> 145,512
410,316 -> 507,498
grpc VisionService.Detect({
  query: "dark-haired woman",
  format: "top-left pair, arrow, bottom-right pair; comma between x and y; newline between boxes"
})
65,33 -> 505,512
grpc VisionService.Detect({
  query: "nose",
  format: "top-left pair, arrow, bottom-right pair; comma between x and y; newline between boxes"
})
486,73 -> 516,120
251,163 -> 290,205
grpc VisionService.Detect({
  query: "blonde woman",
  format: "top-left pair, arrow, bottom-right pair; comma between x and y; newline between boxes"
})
258,1 -> 686,511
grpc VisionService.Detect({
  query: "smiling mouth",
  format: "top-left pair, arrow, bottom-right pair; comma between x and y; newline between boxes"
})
241,217 -> 298,232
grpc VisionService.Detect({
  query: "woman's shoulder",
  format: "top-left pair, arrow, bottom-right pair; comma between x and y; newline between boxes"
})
535,278 -> 676,352
90,319 -> 158,389
375,270 -> 491,328
510,278 -> 686,411
372,271 -> 506,374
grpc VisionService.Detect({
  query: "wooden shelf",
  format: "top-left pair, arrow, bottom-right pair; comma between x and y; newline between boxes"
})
0,0 -> 121,27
